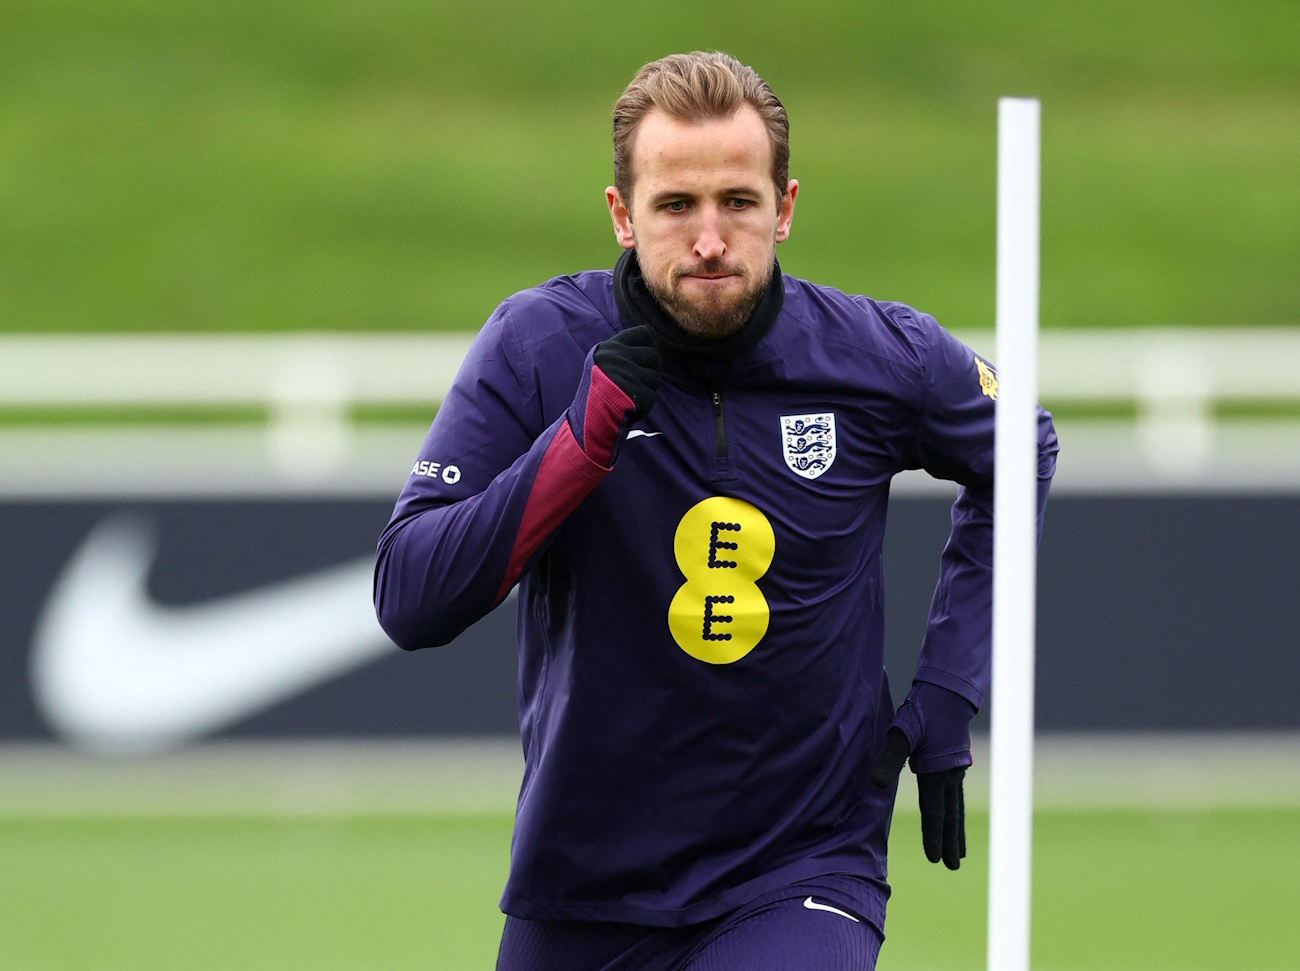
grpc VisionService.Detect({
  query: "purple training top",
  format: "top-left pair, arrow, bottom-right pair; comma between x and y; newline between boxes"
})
374,267 -> 1058,926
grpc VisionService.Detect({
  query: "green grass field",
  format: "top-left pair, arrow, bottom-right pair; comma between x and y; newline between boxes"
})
3,0 -> 1297,335
2,808 -> 1297,970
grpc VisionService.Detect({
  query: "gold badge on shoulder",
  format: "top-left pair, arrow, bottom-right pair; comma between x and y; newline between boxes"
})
975,357 -> 998,400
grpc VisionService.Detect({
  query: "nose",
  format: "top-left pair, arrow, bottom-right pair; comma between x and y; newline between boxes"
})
693,208 -> 726,261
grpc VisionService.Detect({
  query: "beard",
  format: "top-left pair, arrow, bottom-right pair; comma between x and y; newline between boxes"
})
642,255 -> 774,339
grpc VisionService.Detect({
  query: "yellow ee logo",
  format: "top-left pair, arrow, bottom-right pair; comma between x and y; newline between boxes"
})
668,497 -> 775,664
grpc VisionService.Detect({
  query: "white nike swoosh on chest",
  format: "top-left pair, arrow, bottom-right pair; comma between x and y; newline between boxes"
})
625,429 -> 663,439
30,515 -> 395,753
802,897 -> 861,922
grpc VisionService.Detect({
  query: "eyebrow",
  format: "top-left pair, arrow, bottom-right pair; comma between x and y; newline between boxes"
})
646,185 -> 766,206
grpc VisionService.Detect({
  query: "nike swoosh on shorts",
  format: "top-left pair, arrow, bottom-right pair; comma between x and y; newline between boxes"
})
802,897 -> 861,922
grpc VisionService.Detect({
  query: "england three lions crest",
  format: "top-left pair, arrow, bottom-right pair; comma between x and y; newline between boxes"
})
780,412 -> 836,480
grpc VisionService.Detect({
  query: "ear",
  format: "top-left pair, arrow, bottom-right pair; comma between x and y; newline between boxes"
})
606,186 -> 637,251
775,179 -> 799,243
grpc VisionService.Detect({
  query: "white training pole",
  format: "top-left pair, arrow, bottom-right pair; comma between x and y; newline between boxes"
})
988,97 -> 1041,971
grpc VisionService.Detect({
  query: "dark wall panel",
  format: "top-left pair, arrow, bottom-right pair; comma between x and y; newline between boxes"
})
1,494 -> 1296,746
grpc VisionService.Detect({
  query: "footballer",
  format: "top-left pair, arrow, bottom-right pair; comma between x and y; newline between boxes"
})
375,50 -> 1057,970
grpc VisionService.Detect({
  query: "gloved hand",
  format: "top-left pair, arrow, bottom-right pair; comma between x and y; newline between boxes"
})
869,681 -> 977,870
568,326 -> 661,468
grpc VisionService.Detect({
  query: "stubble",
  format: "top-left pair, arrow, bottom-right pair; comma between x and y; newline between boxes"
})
643,256 -> 774,340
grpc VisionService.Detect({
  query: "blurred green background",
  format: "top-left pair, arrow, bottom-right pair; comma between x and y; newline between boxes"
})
3,0 -> 1296,335
4,809 -> 1298,970
3,4 -> 1298,969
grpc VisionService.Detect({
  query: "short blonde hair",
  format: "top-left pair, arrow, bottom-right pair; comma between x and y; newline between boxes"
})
612,51 -> 789,208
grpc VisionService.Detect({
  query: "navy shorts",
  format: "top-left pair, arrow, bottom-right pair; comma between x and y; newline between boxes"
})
496,874 -> 888,971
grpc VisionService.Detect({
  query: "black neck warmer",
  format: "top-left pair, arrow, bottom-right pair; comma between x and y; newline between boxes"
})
613,249 -> 784,362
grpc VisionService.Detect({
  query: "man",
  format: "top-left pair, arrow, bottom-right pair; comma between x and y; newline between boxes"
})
375,51 -> 1057,969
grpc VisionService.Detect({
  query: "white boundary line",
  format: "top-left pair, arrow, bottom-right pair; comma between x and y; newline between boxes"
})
1,734 -> 1296,818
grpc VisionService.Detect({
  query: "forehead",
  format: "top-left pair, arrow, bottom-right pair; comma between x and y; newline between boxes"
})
629,106 -> 773,195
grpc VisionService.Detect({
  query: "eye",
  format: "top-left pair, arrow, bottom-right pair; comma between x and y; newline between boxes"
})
727,198 -> 752,210
665,200 -> 687,212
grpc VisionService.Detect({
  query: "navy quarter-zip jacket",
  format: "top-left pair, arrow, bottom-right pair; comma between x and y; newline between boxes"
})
375,266 -> 1058,925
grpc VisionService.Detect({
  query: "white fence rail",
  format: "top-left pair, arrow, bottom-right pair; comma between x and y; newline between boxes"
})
4,328 -> 1297,407
1,329 -> 1298,495
0,333 -> 475,407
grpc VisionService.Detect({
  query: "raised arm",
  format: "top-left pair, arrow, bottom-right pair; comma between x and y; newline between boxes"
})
373,309 -> 659,651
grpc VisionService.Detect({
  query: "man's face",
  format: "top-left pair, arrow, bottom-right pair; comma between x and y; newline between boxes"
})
606,107 -> 798,338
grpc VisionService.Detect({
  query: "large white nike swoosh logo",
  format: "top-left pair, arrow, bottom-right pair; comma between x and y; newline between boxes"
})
626,429 -> 663,439
802,897 -> 860,922
30,515 -> 396,753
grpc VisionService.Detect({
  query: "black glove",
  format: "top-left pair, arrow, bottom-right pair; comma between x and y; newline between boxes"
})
593,325 -> 661,421
870,727 -> 967,869
868,682 -> 976,871
567,325 -> 661,467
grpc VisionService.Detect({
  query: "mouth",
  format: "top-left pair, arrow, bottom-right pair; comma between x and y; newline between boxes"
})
675,262 -> 745,285
679,271 -> 742,286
